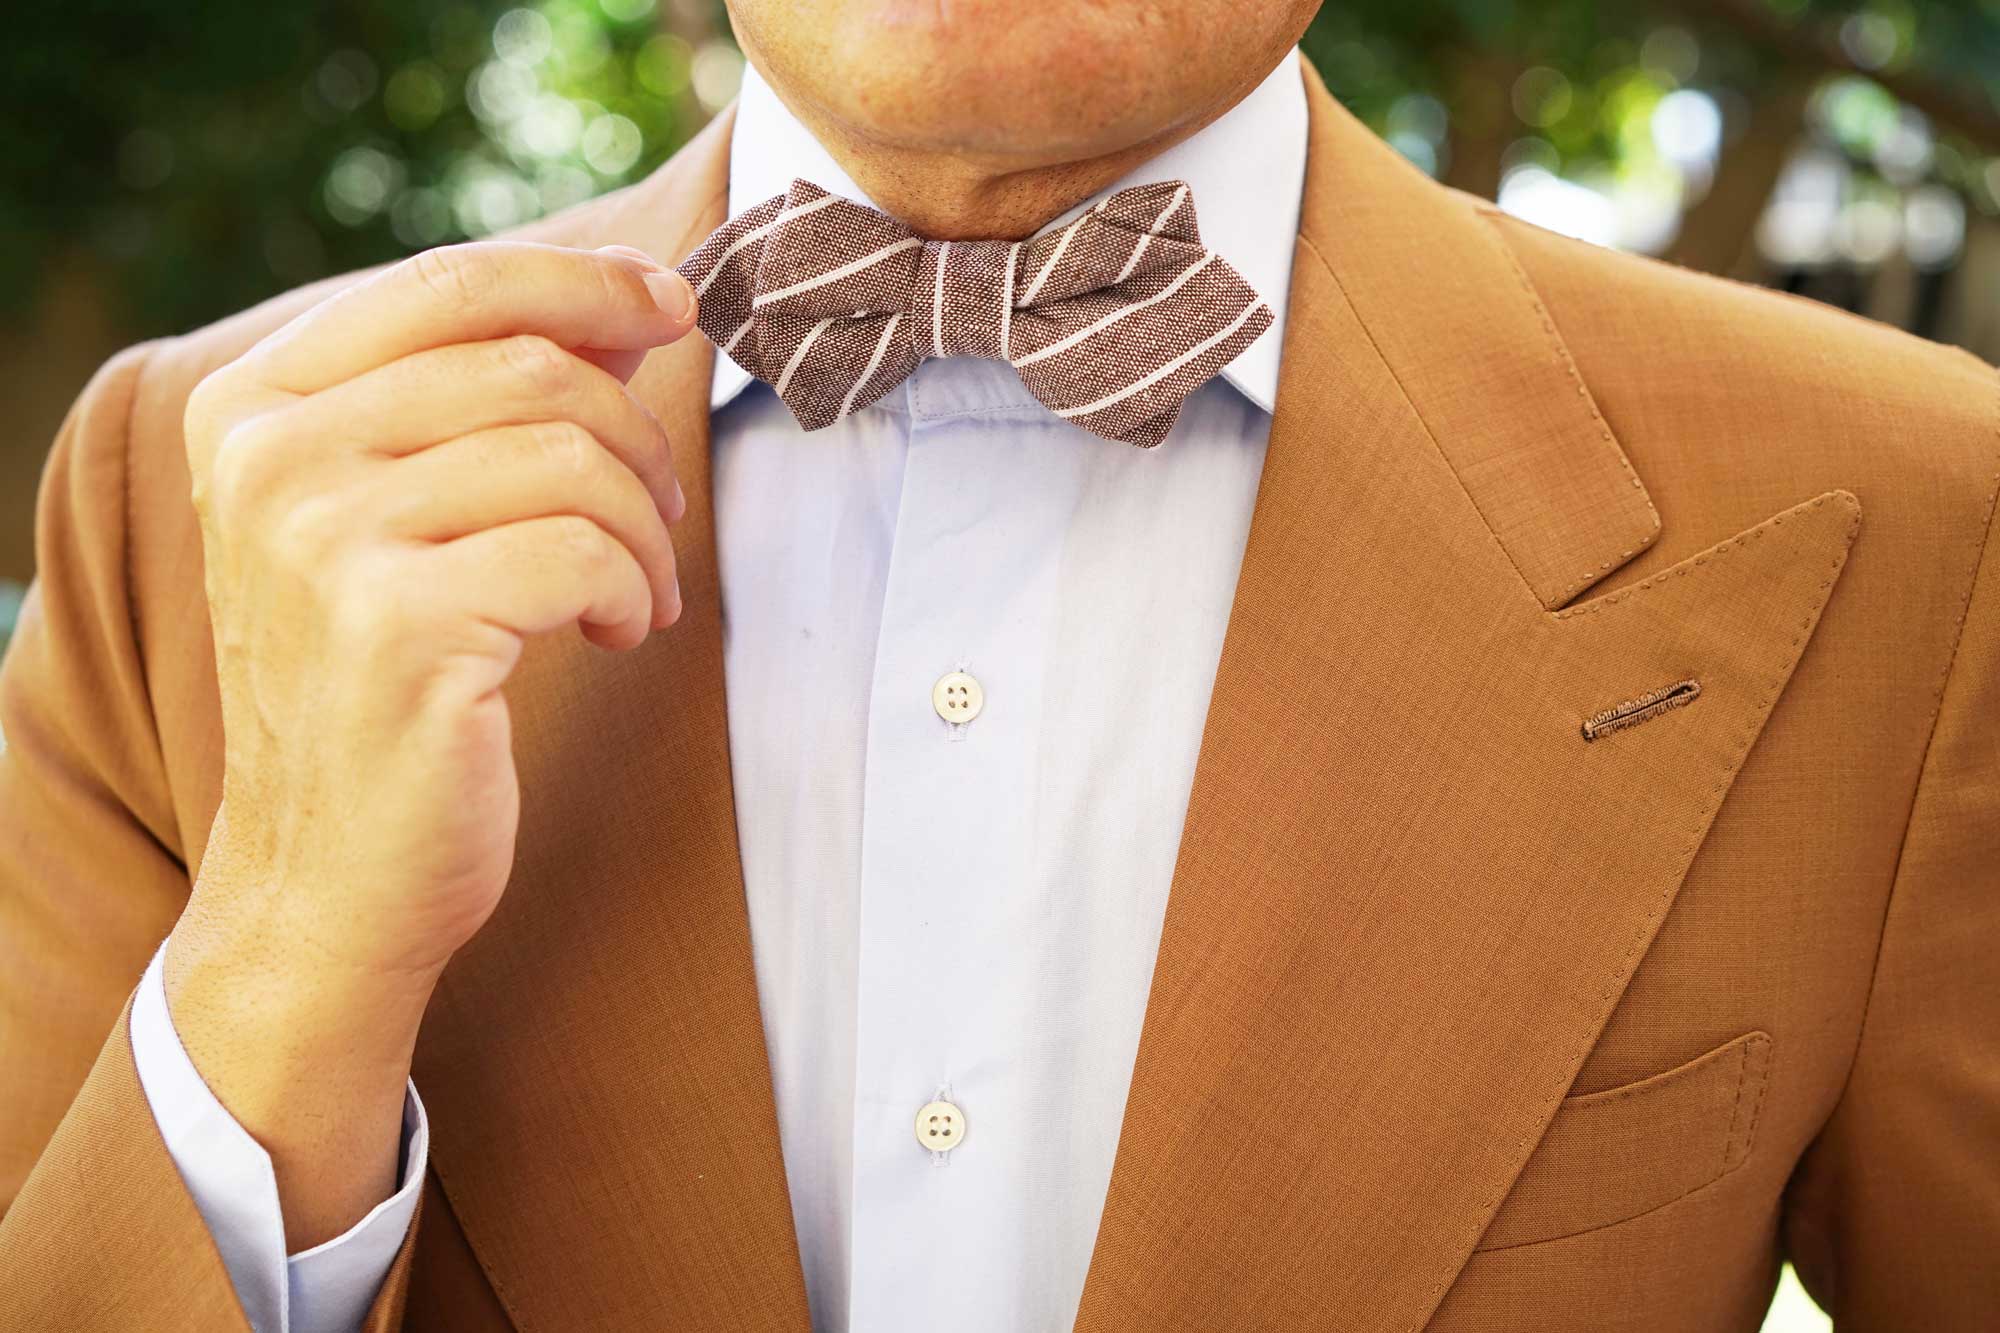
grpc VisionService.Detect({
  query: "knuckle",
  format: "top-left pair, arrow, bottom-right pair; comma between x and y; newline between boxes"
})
593,256 -> 652,315
636,517 -> 673,574
269,491 -> 344,568
632,398 -> 671,466
331,561 -> 405,644
500,333 -> 573,396
205,419 -> 281,522
603,399 -> 668,489
407,243 -> 494,312
555,517 -> 612,568
533,421 -> 598,480
182,366 -> 235,447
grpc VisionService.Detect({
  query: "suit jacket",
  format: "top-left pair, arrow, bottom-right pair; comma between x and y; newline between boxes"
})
2,59 -> 1996,1331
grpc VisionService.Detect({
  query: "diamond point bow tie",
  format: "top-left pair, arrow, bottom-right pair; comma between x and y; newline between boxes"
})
675,178 -> 1273,448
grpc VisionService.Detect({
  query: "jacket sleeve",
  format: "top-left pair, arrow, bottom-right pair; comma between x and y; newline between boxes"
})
1782,426 -> 2000,1325
0,341 -> 420,1331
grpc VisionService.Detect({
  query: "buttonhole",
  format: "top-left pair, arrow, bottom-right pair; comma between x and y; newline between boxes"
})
1580,678 -> 1701,742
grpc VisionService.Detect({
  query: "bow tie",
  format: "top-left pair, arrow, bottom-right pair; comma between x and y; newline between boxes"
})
676,178 -> 1272,448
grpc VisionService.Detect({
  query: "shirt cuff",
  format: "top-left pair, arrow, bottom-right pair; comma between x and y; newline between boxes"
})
128,941 -> 429,1333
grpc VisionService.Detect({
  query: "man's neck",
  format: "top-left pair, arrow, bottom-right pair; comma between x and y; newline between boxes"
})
772,115 -> 1221,242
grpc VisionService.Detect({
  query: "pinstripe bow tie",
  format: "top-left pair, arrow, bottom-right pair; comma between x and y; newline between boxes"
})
676,178 -> 1273,448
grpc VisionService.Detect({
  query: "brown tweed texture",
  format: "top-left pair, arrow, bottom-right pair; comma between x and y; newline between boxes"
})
676,177 -> 1273,447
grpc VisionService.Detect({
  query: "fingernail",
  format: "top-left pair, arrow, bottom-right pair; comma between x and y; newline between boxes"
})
670,475 -> 687,522
598,243 -> 665,270
645,270 -> 695,322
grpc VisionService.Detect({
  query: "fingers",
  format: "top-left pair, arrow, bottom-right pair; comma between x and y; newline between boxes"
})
373,422 -> 681,629
248,241 -> 699,396
424,515 -> 656,652
549,246 -> 675,384
574,345 -> 654,385
183,238 -> 705,670
247,334 -> 686,522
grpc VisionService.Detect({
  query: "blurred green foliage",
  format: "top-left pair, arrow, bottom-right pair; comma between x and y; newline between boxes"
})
1304,0 -> 1998,251
1,0 -> 1996,342
3,0 -> 737,335
1309,0 -> 2000,148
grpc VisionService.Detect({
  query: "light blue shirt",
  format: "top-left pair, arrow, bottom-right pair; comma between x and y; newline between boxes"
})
130,50 -> 1308,1333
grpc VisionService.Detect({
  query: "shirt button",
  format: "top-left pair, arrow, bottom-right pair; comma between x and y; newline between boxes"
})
932,670 -> 984,724
916,1099 -> 966,1152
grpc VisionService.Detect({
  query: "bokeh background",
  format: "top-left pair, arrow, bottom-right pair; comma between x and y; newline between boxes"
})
2,6 -> 1996,1315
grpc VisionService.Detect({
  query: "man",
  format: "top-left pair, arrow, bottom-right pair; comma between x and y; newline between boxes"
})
1,0 -> 1994,1328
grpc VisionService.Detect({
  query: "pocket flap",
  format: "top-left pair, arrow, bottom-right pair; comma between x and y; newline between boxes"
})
1475,1030 -> 1773,1251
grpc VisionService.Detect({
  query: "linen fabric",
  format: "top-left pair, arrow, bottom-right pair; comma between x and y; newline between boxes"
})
676,177 -> 1273,446
2,51 -> 1997,1333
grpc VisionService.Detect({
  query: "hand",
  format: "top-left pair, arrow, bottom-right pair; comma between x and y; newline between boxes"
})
164,240 -> 699,1248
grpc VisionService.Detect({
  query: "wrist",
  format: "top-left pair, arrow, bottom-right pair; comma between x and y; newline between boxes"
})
163,896 -> 439,1094
162,895 -> 435,1249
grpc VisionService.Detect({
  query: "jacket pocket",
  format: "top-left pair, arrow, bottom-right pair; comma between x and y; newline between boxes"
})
1473,1030 -> 1773,1251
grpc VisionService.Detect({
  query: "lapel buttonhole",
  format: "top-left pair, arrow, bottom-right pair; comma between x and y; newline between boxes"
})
1581,678 -> 1702,742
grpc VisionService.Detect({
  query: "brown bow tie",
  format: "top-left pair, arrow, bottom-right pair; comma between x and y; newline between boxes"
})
676,178 -> 1273,448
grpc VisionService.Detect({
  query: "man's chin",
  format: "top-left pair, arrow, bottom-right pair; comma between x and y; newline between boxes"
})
728,0 -> 1316,165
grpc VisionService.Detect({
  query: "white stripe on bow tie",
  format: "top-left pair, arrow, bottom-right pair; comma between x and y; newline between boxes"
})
753,235 -> 924,307
1053,297 -> 1262,421
838,312 -> 902,421
695,192 -> 842,297
1013,252 -> 1214,368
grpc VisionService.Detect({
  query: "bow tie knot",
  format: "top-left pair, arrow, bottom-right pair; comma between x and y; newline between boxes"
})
678,177 -> 1271,447
912,239 -> 1020,362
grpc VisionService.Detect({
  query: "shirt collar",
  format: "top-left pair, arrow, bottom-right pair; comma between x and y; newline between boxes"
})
708,52 -> 1309,415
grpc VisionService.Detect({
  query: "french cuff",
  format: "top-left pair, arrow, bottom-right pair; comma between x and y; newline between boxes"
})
128,941 -> 429,1333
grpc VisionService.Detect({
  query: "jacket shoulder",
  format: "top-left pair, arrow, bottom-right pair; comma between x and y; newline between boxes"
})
1490,211 -> 1999,724
1490,209 -> 1998,518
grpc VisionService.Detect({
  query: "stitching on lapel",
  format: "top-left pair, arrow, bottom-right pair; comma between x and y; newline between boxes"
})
1474,205 -> 1662,605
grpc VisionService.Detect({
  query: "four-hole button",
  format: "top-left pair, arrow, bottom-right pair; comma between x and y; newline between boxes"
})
932,671 -> 983,725
915,1098 -> 965,1152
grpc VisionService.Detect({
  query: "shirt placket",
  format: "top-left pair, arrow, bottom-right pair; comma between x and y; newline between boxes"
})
845,361 -> 1070,1330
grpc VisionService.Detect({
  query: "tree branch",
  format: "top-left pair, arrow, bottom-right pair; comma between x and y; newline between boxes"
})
1676,0 -> 2000,150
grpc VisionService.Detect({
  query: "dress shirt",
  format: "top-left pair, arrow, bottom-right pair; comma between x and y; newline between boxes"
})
128,50 -> 1308,1333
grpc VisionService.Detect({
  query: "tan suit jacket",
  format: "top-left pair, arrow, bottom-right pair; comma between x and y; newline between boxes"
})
3,60 -> 1996,1331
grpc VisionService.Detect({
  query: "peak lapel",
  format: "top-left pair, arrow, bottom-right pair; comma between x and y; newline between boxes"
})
409,111 -> 812,1330
1074,63 -> 1859,1331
